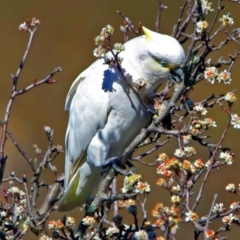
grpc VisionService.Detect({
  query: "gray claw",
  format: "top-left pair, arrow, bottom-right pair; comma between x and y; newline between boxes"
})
102,157 -> 136,176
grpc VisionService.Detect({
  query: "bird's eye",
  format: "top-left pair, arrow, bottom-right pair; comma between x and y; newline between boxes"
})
159,60 -> 168,67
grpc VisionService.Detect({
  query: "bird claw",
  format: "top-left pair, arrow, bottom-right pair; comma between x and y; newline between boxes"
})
102,157 -> 136,176
112,159 -> 136,176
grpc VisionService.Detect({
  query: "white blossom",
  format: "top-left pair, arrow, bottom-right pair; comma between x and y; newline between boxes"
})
204,67 -> 218,84
219,14 -> 234,26
174,148 -> 185,158
196,20 -> 208,33
193,104 -> 207,115
231,114 -> 240,129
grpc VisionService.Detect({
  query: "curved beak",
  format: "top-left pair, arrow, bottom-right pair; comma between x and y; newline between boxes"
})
169,67 -> 183,83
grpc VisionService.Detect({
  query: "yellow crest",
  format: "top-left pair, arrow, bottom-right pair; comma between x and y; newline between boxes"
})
142,26 -> 154,41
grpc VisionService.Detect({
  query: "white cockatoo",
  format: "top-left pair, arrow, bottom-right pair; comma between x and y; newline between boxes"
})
58,27 -> 185,211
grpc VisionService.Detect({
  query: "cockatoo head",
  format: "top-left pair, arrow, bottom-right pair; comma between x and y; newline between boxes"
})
134,26 -> 185,85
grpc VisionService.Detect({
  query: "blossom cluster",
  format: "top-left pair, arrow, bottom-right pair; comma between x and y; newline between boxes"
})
193,104 -> 208,115
189,118 -> 217,135
46,217 -> 75,239
93,24 -> 125,60
196,2 -> 234,34
156,154 -> 205,179
48,217 -> 75,230
204,67 -> 232,84
200,0 -> 214,14
196,20 -> 208,33
121,174 -> 150,194
0,185 -> 28,238
153,100 -> 167,117
19,17 -> 40,31
151,202 -> 181,235
231,113 -> 240,129
219,13 -> 234,26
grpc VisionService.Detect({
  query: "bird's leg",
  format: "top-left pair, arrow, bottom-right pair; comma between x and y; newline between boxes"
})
102,156 -> 136,176
125,160 -> 136,173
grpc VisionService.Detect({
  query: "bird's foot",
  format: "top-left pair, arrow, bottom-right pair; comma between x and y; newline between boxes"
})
112,159 -> 136,175
102,157 -> 136,176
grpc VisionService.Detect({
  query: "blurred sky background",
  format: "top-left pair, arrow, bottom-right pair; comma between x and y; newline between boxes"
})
0,1 -> 240,239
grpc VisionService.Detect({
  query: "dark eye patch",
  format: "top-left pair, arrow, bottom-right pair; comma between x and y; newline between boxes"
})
159,60 -> 168,67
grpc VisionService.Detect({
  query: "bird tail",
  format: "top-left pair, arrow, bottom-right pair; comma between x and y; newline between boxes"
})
58,162 -> 102,212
